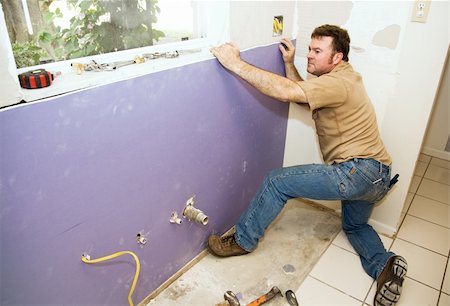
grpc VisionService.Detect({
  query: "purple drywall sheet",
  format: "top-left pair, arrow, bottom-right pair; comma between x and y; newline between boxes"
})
0,43 -> 289,305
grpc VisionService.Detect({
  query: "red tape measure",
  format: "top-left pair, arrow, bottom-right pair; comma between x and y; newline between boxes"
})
19,69 -> 54,89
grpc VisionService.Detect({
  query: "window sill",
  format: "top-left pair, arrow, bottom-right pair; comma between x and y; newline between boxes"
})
20,45 -> 215,104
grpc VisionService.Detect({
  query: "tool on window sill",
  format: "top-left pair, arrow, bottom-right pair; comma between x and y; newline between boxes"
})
71,56 -> 145,74
215,286 -> 283,306
18,69 -> 60,89
71,48 -> 202,74
142,48 -> 201,60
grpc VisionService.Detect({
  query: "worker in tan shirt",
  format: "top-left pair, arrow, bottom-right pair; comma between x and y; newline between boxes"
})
208,24 -> 407,306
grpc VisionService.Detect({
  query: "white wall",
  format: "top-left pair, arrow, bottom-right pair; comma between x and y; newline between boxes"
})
373,1 -> 448,234
230,1 -> 297,49
282,1 -> 449,235
422,52 -> 450,160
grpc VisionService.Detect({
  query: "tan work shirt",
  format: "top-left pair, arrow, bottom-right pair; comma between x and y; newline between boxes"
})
297,62 -> 392,165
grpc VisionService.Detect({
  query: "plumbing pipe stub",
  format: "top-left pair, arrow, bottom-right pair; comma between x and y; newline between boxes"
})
183,204 -> 209,225
170,211 -> 183,224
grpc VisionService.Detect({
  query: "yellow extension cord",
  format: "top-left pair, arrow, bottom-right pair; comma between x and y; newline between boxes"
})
81,251 -> 141,306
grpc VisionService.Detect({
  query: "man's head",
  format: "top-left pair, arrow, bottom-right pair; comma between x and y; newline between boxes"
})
306,24 -> 350,76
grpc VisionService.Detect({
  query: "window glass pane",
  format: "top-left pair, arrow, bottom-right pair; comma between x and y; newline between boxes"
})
155,0 -> 194,44
4,0 -> 195,68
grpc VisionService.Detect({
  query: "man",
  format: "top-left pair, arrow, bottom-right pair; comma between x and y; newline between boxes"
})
207,25 -> 407,306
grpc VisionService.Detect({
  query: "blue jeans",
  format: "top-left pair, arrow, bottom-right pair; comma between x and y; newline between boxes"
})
235,158 -> 395,279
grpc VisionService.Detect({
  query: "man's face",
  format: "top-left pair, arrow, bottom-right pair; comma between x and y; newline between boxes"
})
307,36 -> 342,76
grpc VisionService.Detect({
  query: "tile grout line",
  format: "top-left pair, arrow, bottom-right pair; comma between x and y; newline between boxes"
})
419,176 -> 450,188
401,275 -> 442,293
422,175 -> 450,188
422,156 -> 450,188
403,213 -> 450,231
409,195 -> 450,211
405,213 -> 450,230
396,158 -> 430,231
429,156 -> 450,171
395,237 -> 449,258
436,248 -> 450,306
307,241 -> 373,305
413,156 -> 450,306
331,240 -> 357,255
390,157 -> 441,304
414,188 -> 450,207
330,238 -> 379,305
308,274 -> 368,305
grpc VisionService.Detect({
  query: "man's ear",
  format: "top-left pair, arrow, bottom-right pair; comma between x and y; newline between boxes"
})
332,52 -> 343,64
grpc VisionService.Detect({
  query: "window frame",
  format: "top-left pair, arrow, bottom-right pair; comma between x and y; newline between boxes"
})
1,0 -> 230,108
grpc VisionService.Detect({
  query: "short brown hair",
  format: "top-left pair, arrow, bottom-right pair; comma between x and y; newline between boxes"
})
311,24 -> 350,62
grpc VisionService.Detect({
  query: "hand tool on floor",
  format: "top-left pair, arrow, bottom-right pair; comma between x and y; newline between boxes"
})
215,286 -> 282,306
285,290 -> 299,306
214,291 -> 239,306
247,286 -> 282,306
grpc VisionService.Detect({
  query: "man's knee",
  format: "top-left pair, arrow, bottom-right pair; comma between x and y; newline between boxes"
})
342,220 -> 372,234
264,168 -> 284,185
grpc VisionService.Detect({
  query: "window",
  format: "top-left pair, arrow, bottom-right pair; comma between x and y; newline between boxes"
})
0,0 -> 229,106
6,0 -> 198,68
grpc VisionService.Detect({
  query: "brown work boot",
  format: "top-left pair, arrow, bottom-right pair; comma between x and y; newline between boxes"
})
374,255 -> 408,306
208,234 -> 249,257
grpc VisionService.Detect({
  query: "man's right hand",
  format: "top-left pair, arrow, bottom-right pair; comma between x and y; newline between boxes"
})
210,43 -> 243,73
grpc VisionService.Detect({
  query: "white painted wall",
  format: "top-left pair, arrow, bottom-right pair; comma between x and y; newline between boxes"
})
422,52 -> 450,160
371,1 -> 448,235
229,1 -> 297,48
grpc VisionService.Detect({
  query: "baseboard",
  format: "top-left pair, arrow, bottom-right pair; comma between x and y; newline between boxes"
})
368,217 -> 397,238
138,249 -> 209,306
422,146 -> 450,161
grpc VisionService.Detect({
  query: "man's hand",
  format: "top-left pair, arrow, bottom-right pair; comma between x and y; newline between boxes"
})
279,38 -> 302,82
279,38 -> 296,65
210,43 -> 243,73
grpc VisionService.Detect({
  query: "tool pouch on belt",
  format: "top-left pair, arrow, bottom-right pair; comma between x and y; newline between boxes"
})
18,69 -> 54,89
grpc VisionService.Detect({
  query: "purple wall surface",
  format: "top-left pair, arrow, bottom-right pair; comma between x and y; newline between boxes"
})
0,44 -> 289,305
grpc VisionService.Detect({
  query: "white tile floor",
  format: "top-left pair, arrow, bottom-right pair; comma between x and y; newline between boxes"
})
295,154 -> 450,306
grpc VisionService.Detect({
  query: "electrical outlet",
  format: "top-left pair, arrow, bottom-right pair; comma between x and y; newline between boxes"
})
411,0 -> 431,23
273,16 -> 283,36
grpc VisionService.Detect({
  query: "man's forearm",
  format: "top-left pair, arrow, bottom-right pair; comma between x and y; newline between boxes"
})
285,62 -> 303,82
233,60 -> 307,103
